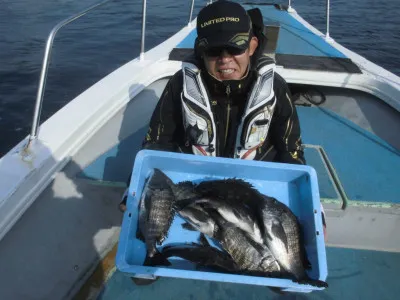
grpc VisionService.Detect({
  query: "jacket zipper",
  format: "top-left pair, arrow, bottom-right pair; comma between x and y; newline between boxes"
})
224,85 -> 231,154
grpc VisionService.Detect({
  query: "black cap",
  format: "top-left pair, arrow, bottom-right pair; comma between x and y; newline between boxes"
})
196,0 -> 252,52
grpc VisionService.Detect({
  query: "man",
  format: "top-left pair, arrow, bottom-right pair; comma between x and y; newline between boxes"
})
142,0 -> 305,164
120,0 -> 307,203
121,0 -> 327,239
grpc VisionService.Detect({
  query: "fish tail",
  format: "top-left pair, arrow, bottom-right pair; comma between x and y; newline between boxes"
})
143,251 -> 171,267
297,278 -> 328,288
268,287 -> 286,295
151,168 -> 175,189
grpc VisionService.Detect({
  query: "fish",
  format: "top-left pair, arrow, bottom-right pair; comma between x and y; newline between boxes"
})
207,209 -> 281,275
172,179 -> 265,244
191,197 -> 264,244
137,168 -> 176,266
195,179 -> 327,286
259,195 -> 328,288
146,173 -> 327,287
161,234 -> 239,272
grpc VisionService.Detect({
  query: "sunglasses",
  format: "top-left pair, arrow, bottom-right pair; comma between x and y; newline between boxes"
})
203,46 -> 247,57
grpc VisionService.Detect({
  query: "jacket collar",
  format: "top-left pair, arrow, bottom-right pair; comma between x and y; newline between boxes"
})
199,66 -> 256,98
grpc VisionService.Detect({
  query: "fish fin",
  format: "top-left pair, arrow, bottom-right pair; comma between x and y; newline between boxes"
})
177,181 -> 196,188
150,169 -> 178,201
198,233 -> 210,247
143,251 -> 171,267
224,178 -> 256,190
152,168 -> 174,186
195,200 -> 222,213
270,218 -> 289,253
174,196 -> 204,210
181,222 -> 197,231
297,278 -> 329,288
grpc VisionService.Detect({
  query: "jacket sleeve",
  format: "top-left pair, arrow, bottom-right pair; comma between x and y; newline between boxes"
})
141,71 -> 184,152
270,73 -> 306,165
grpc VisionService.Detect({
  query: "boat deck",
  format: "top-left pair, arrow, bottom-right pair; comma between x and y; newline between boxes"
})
1,79 -> 398,300
178,5 -> 344,58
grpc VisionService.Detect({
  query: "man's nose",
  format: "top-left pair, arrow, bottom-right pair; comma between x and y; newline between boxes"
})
219,49 -> 233,62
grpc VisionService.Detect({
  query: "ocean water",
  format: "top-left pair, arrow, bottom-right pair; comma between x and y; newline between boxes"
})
0,0 -> 399,156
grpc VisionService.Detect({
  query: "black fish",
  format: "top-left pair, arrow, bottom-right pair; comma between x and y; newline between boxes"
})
196,179 -> 327,287
208,209 -> 281,275
137,169 -> 175,266
172,179 -> 265,244
161,235 -> 239,272
191,197 -> 264,244
260,196 -> 328,288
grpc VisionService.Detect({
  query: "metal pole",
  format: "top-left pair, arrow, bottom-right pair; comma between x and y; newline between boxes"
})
28,0 -> 112,143
325,0 -> 333,42
287,0 -> 295,13
188,0 -> 195,27
140,0 -> 147,61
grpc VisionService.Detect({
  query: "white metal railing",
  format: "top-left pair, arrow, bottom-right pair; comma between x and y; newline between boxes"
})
287,1 -> 332,41
287,0 -> 295,13
188,0 -> 195,27
28,0 -> 114,145
26,0 -> 195,148
139,0 -> 147,61
325,0 -> 333,42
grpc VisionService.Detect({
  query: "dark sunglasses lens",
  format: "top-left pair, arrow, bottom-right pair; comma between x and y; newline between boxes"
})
204,47 -> 223,57
204,47 -> 246,57
227,47 -> 246,56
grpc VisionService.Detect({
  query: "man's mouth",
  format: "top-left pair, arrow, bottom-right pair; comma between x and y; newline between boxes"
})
219,69 -> 235,74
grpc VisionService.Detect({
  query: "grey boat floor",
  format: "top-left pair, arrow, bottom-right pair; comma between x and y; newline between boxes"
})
98,246 -> 400,300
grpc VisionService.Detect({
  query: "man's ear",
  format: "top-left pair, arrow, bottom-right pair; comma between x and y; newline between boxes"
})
248,36 -> 259,56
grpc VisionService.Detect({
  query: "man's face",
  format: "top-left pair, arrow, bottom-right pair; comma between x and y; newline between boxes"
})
202,37 -> 258,81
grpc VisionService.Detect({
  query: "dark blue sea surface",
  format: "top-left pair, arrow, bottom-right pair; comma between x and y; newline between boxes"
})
0,0 -> 399,156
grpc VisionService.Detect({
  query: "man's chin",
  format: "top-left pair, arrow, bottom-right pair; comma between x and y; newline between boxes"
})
216,71 -> 241,81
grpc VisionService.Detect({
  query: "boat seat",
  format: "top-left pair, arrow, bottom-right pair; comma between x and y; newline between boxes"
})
263,23 -> 280,60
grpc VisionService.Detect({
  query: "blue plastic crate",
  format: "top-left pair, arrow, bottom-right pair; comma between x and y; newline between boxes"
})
116,150 -> 328,293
